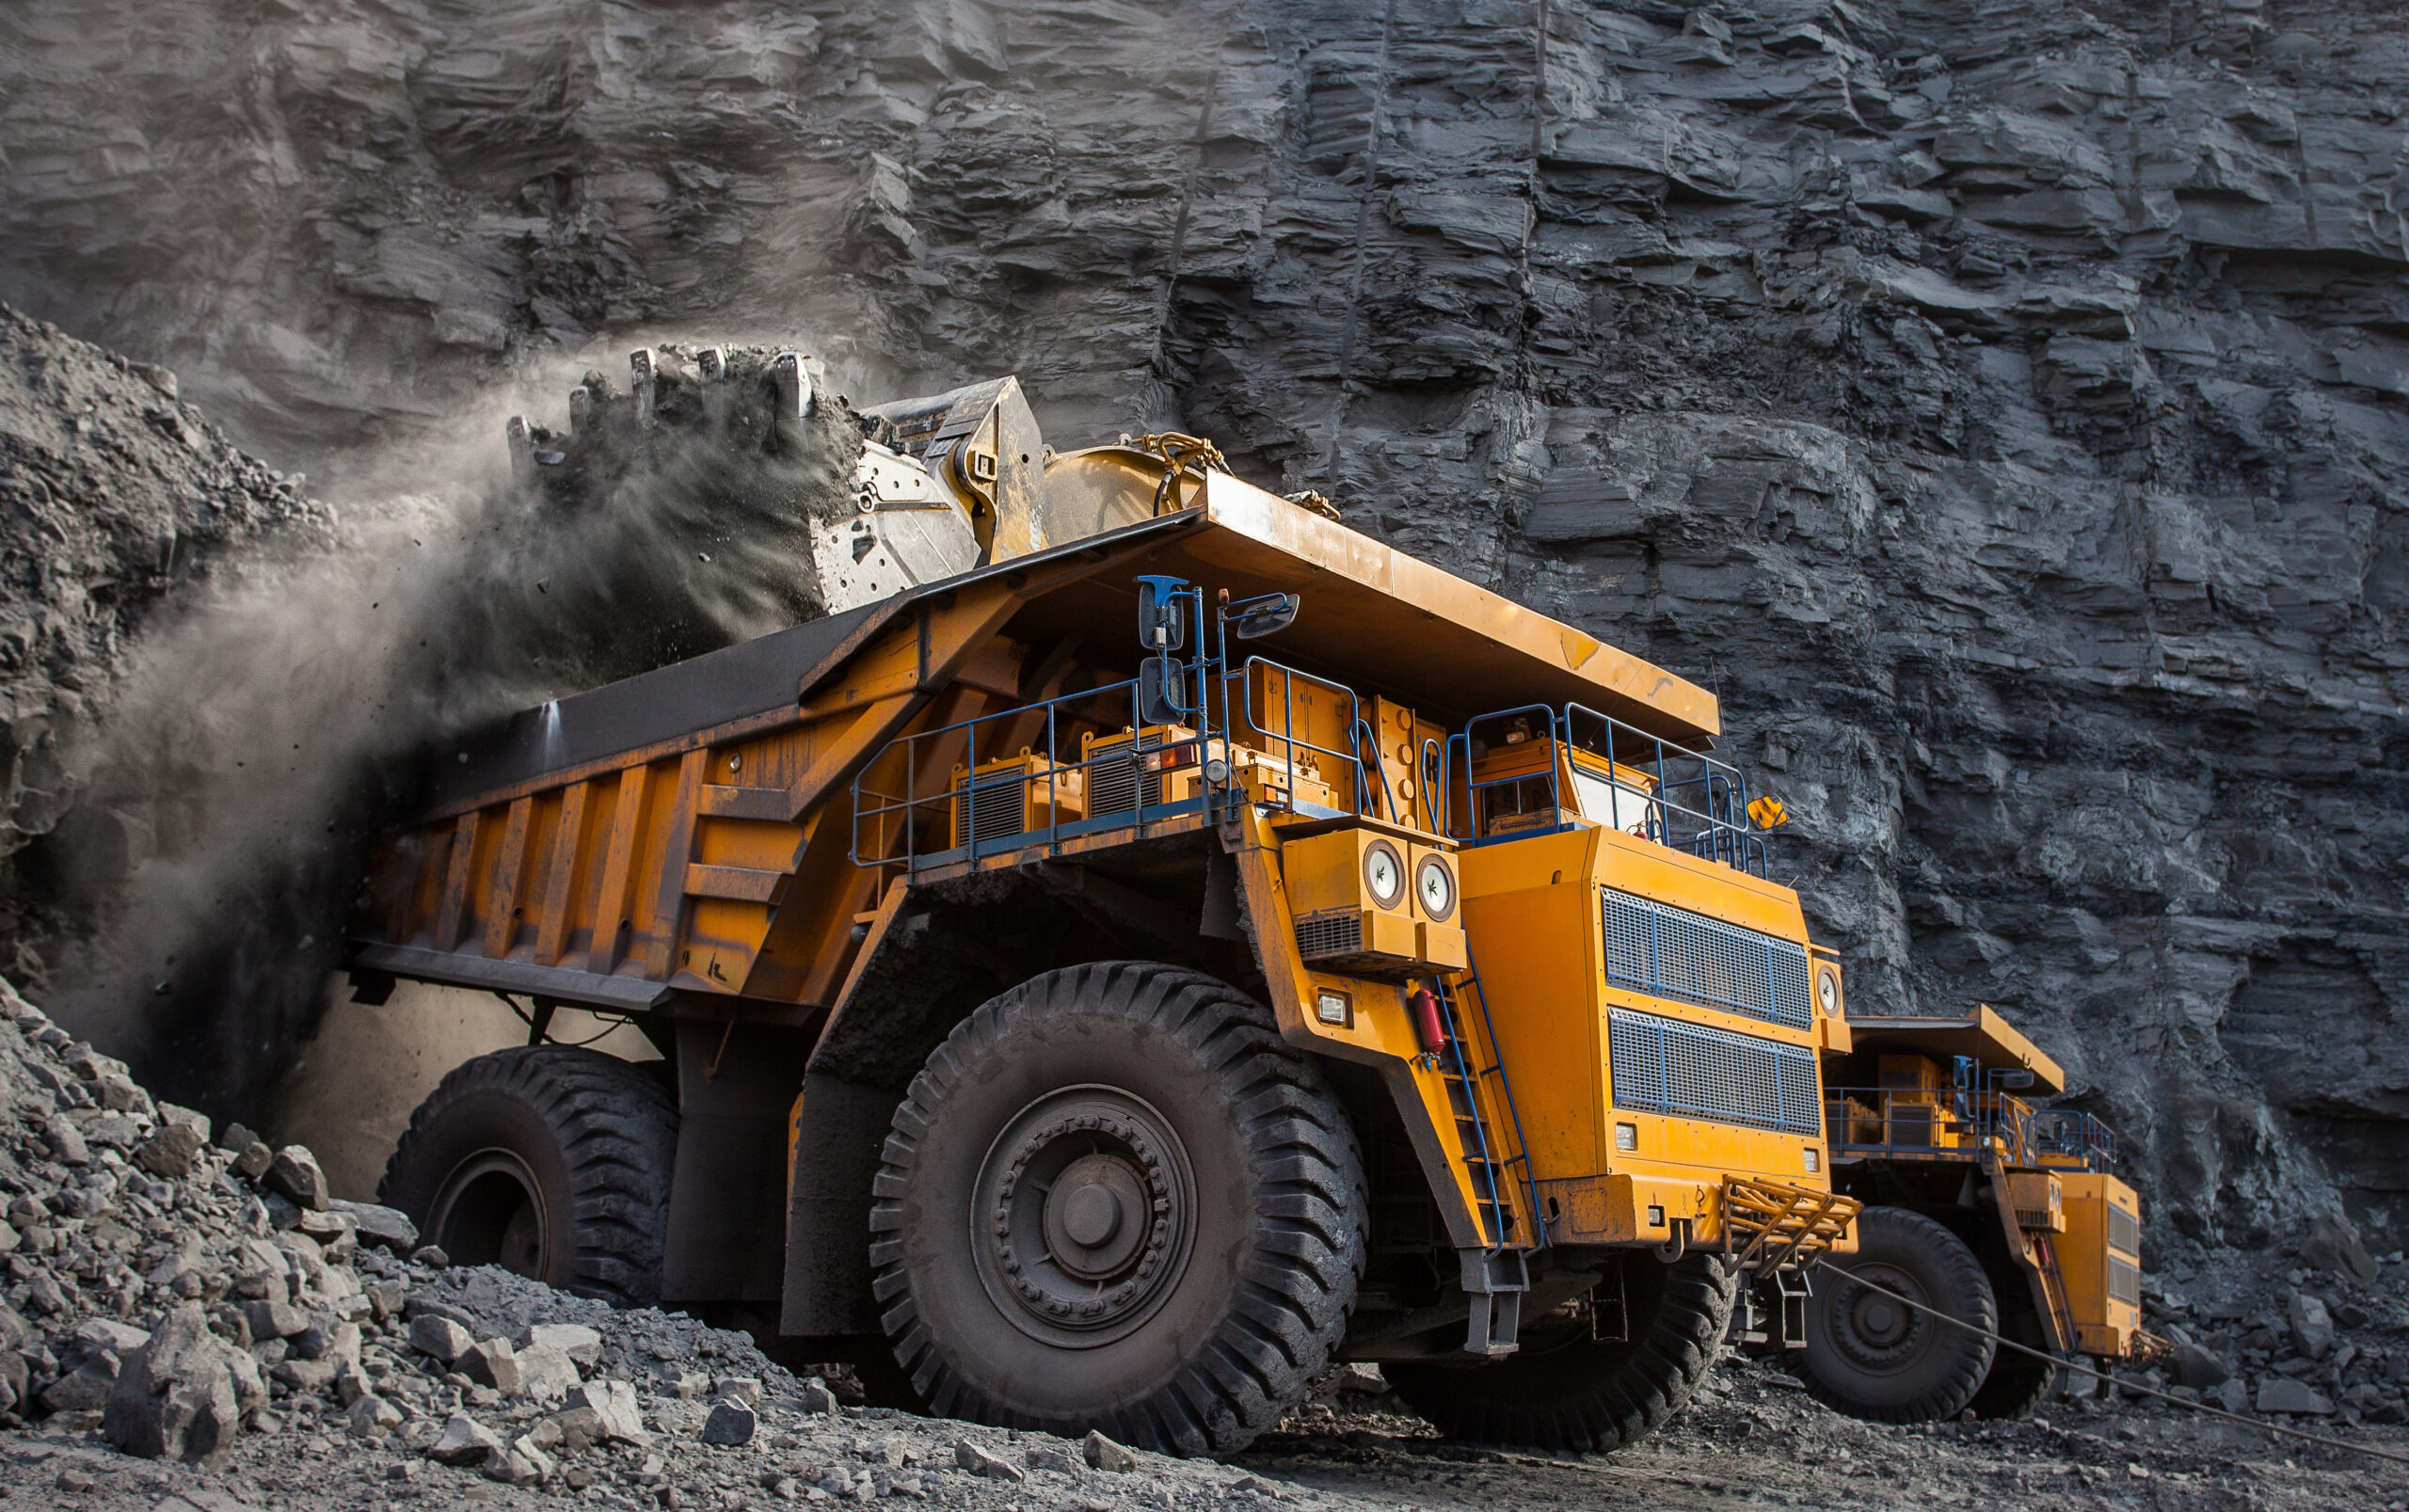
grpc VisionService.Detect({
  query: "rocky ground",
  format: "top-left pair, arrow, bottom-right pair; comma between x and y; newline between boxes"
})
0,969 -> 2399,1510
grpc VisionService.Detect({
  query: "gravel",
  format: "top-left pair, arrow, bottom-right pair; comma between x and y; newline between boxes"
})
0,972 -> 2400,1509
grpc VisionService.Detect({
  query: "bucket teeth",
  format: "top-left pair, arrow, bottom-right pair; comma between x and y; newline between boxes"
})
697,347 -> 726,382
630,348 -> 656,430
773,351 -> 811,420
505,415 -> 534,485
568,385 -> 593,434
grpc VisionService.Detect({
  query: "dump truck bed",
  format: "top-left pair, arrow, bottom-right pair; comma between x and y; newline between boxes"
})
353,473 -> 1721,1017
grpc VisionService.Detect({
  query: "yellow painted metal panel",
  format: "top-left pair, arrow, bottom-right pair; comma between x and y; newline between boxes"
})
2061,1172 -> 2142,1357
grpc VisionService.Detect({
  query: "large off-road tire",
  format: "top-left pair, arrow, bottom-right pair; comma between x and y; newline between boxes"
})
1385,1252 -> 1740,1452
870,962 -> 1366,1456
1969,1269 -> 2058,1419
381,1047 -> 678,1306
1795,1206 -> 1997,1423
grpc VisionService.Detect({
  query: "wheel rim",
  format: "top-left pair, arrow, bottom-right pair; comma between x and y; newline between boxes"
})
971,1084 -> 1198,1349
428,1149 -> 549,1280
1828,1263 -> 1932,1373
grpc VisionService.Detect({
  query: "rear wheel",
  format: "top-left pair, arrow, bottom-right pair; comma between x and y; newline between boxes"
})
381,1047 -> 678,1306
1795,1206 -> 1996,1423
1969,1269 -> 2058,1419
1385,1253 -> 1739,1452
870,962 -> 1366,1456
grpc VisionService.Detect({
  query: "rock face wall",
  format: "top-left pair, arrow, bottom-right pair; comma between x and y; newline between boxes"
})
4,0 -> 2406,1253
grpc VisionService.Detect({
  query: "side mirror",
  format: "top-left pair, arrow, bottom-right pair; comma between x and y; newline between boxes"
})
1138,656 -> 1187,725
1135,575 -> 1189,652
1225,592 -> 1300,641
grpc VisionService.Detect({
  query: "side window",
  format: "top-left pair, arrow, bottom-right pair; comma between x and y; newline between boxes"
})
1569,769 -> 1658,840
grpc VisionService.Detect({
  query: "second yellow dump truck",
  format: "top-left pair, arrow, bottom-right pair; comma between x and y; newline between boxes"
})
1789,1005 -> 2146,1421
348,351 -> 1862,1455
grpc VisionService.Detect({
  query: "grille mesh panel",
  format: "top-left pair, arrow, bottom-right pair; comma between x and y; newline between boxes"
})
958,775 -> 1034,844
2107,1206 -> 2141,1258
2107,1255 -> 2141,1306
1608,1009 -> 1820,1135
1085,736 -> 1162,820
1601,887 -> 1812,1028
1294,910 -> 1363,960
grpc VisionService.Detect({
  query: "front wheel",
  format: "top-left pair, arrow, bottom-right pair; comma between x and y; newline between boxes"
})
869,962 -> 1366,1456
1385,1252 -> 1740,1452
1794,1205 -> 1997,1423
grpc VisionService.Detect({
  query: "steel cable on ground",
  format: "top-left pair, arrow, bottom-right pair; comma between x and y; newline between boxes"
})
1809,1263 -> 2409,1468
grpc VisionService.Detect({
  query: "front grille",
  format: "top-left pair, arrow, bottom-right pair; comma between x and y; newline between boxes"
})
2108,1205 -> 2140,1258
2107,1255 -> 2141,1306
1601,888 -> 1811,1028
1609,1009 -> 1820,1136
1295,909 -> 1363,960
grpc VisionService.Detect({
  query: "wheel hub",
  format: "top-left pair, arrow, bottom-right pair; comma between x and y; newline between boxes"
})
1831,1264 -> 1929,1370
974,1086 -> 1196,1348
428,1150 -> 548,1281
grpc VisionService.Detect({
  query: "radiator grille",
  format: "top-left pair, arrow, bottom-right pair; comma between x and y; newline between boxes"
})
1086,737 -> 1163,821
1601,888 -> 1811,1028
2107,1205 -> 2140,1258
2107,1255 -> 2141,1306
1608,1009 -> 1820,1136
1294,910 -> 1363,961
957,775 -> 1035,845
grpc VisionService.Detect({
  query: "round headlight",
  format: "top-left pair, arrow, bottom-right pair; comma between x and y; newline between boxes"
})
1817,968 -> 1841,1016
1363,840 -> 1405,907
1415,854 -> 1456,922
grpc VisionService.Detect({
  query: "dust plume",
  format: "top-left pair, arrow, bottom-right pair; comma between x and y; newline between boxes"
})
40,344 -> 864,1125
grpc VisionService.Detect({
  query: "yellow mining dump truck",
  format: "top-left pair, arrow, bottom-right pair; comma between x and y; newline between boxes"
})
1789,1005 -> 2146,1421
347,351 -> 1862,1455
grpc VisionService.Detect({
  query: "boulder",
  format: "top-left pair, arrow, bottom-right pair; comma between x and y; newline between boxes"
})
2257,1377 -> 2334,1415
43,1114 -> 89,1166
459,1337 -> 522,1394
487,1436 -> 555,1485
1084,1429 -> 1139,1472
327,1200 -> 419,1254
564,1379 -> 647,1444
553,1405 -> 607,1454
41,1355 -> 123,1413
423,1413 -> 506,1466
242,1299 -> 310,1340
710,1375 -> 761,1406
409,1314 -> 475,1365
521,1322 -> 601,1368
2286,1293 -> 2335,1361
103,1302 -> 265,1463
231,1140 -> 273,1182
271,1356 -> 340,1395
2301,1213 -> 2380,1286
513,1343 -> 581,1403
956,1440 -> 1024,1482
134,1121 -> 207,1180
700,1397 -> 756,1446
2168,1342 -> 2230,1389
345,1393 -> 404,1436
266,1146 -> 328,1211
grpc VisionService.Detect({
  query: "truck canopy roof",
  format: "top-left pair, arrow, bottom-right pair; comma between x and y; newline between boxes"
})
428,471 -> 1721,812
1842,1004 -> 2068,1096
